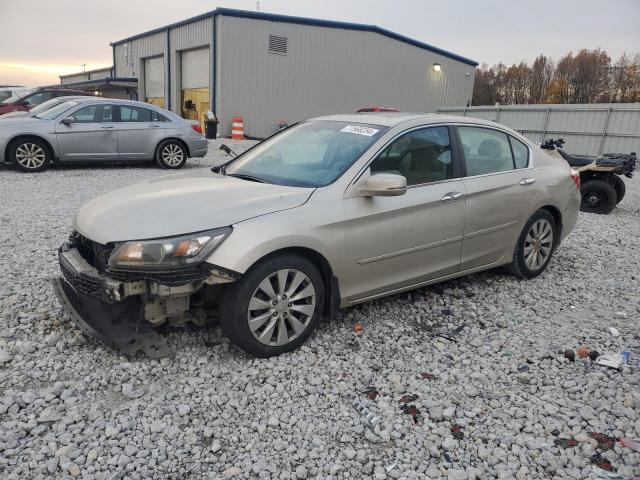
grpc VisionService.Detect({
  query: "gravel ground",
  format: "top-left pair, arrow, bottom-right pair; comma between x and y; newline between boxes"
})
0,140 -> 638,480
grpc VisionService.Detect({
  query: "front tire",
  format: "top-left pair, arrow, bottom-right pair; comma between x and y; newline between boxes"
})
220,254 -> 325,357
507,209 -> 556,279
10,138 -> 50,172
580,179 -> 617,214
156,140 -> 187,169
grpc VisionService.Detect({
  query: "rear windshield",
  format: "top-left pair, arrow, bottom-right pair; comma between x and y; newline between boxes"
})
0,91 -> 12,103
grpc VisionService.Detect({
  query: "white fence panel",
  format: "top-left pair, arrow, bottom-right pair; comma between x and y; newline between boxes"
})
438,104 -> 640,156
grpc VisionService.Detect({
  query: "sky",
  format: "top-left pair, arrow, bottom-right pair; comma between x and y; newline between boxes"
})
1,0 -> 639,87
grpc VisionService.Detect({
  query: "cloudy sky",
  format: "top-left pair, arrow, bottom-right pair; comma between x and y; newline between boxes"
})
1,0 -> 638,87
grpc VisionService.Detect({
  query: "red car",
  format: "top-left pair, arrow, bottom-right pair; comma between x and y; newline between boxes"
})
0,88 -> 93,115
356,107 -> 400,113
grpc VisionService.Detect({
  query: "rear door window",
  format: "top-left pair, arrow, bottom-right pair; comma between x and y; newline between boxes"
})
458,127 -> 514,176
119,105 -> 154,122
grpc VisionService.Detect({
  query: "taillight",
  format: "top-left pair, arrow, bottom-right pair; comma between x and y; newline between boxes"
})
570,168 -> 580,188
191,124 -> 203,135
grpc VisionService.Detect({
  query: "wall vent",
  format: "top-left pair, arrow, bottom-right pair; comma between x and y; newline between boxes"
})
268,35 -> 288,55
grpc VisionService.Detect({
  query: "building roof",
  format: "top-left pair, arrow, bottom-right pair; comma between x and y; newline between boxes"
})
59,67 -> 113,80
110,8 -> 478,67
47,78 -> 138,89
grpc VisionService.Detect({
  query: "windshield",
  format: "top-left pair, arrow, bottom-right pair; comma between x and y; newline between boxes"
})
35,100 -> 79,120
29,98 -> 66,115
225,120 -> 388,187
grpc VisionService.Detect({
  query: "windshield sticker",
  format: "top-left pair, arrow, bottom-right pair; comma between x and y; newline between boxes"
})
340,125 -> 379,137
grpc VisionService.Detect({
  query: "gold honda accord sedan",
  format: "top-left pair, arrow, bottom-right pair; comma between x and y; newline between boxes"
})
55,113 -> 581,357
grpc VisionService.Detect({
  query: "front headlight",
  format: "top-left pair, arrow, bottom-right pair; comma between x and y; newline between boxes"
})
108,227 -> 231,269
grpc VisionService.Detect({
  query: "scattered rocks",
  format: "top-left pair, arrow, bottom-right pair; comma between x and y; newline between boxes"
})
0,140 -> 637,479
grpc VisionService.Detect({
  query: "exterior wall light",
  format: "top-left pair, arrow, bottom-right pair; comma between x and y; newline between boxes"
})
433,63 -> 441,72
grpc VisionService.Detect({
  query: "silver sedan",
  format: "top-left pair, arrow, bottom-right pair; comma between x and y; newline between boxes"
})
0,98 -> 208,172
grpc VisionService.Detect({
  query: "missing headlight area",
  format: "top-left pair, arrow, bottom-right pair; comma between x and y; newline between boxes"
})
55,232 -> 238,357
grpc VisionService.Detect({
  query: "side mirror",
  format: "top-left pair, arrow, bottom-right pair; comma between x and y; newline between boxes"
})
61,117 -> 74,125
358,173 -> 407,197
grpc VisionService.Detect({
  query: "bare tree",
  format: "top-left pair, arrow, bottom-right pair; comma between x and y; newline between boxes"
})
471,49 -> 639,105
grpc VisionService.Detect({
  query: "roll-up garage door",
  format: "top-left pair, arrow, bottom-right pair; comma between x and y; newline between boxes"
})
144,56 -> 164,107
181,48 -> 209,88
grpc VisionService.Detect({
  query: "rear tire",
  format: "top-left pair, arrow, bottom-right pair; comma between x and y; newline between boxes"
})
10,137 -> 50,172
220,254 -> 325,357
580,179 -> 617,214
612,176 -> 626,204
155,140 -> 187,169
506,209 -> 556,279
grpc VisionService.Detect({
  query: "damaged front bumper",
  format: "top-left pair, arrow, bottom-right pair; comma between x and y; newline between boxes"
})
55,239 -> 237,357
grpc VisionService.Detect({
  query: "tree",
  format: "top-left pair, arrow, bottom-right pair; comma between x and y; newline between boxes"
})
471,49 -> 639,105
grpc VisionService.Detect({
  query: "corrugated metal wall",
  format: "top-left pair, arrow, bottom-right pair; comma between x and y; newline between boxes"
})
113,32 -> 166,104
217,16 -> 475,138
438,104 -> 640,156
169,18 -> 212,112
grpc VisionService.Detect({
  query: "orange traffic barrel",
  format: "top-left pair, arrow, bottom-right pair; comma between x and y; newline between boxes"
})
231,116 -> 244,140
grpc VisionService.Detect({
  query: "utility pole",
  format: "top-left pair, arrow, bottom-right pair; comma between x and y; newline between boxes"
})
256,1 -> 260,11
81,64 -> 87,72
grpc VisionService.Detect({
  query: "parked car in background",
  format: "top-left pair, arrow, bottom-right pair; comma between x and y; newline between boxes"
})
0,98 -> 207,172
0,87 -> 93,116
54,113 -> 581,358
357,106 -> 400,113
0,86 -> 33,104
0,96 -> 88,120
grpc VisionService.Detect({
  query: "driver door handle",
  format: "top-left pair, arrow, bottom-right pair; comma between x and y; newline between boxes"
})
441,192 -> 464,202
101,125 -> 115,129
147,124 -> 161,128
519,178 -> 536,186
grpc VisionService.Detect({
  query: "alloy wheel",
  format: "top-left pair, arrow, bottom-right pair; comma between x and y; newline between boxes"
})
584,189 -> 605,209
15,143 -> 46,170
523,219 -> 553,270
247,269 -> 316,346
162,144 -> 184,166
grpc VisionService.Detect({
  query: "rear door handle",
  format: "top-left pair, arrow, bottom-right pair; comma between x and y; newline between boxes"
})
519,178 -> 536,186
441,192 -> 464,202
101,125 -> 115,129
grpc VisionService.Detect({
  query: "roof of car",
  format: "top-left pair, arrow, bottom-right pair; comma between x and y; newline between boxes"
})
312,112 -> 501,129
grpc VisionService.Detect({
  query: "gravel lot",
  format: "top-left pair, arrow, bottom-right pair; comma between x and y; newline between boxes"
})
0,140 -> 638,480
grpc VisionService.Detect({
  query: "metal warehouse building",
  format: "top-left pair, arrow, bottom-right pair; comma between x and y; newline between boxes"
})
111,8 -> 478,138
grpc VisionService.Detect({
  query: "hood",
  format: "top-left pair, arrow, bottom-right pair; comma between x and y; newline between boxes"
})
0,111 -> 29,120
0,116 -> 41,128
74,169 -> 315,244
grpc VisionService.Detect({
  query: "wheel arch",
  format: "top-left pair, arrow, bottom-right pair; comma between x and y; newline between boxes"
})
5,134 -> 57,163
244,246 -> 341,318
539,204 -> 563,247
156,137 -> 190,158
